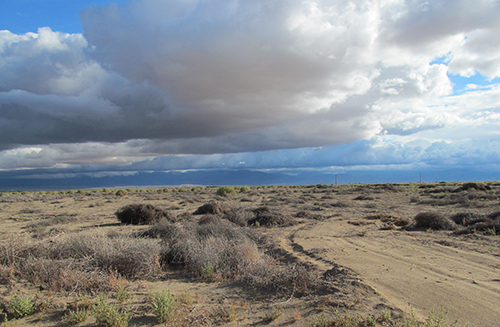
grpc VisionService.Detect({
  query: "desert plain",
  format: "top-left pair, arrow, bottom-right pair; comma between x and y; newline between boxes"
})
0,182 -> 499,326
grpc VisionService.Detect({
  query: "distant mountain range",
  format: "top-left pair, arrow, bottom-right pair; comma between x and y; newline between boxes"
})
0,167 -> 498,191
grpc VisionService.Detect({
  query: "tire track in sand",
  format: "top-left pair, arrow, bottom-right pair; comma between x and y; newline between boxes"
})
290,219 -> 500,327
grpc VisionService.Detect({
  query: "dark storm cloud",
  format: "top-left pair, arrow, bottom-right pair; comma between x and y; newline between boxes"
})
0,0 -> 500,169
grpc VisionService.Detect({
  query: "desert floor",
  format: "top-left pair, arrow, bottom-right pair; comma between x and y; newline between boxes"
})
0,183 -> 499,326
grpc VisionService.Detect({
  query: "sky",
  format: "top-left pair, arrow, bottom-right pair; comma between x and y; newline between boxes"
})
1,0 -> 500,187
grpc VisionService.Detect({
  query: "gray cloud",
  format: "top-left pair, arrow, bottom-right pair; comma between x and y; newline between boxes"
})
1,0 -> 500,169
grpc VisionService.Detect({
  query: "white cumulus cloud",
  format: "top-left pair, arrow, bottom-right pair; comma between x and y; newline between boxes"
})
0,0 -> 499,171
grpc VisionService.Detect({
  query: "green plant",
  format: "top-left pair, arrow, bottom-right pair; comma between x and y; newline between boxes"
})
151,290 -> 176,324
201,262 -> 215,280
9,294 -> 35,318
263,306 -> 282,322
240,186 -> 251,193
312,313 -> 331,327
423,308 -> 449,327
115,189 -> 128,197
64,307 -> 89,325
486,226 -> 497,236
93,294 -> 132,327
378,308 -> 392,323
116,285 -> 131,304
216,186 -> 237,197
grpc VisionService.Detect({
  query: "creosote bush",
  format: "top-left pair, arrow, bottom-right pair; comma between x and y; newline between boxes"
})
115,204 -> 174,225
248,207 -> 296,227
223,208 -> 256,227
216,186 -> 237,197
193,201 -> 228,215
115,189 -> 128,197
412,212 -> 457,230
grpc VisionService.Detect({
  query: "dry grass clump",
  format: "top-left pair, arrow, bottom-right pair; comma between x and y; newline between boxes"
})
295,211 -> 326,221
223,208 -> 256,227
449,212 -> 488,226
460,182 -> 491,191
115,204 -> 174,225
193,201 -> 228,215
0,233 -> 162,292
198,214 -> 224,225
25,214 -> 79,230
411,212 -> 457,230
353,194 -> 375,201
159,220 -> 264,279
454,221 -> 500,235
453,210 -> 500,235
248,207 -> 296,227
239,262 -> 320,296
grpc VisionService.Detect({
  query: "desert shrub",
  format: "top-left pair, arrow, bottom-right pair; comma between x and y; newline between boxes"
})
248,207 -> 295,227
455,221 -> 500,235
151,290 -> 177,323
18,258 -> 110,292
193,201 -> 228,215
64,307 -> 90,325
295,211 -> 325,221
198,214 -> 224,225
160,220 -> 263,279
216,186 -> 237,197
54,234 -> 162,279
0,233 -> 162,292
240,262 -> 319,296
141,221 -> 188,241
116,284 -> 131,303
449,212 -> 487,226
410,195 -> 420,203
412,212 -> 457,230
353,194 -> 375,201
263,307 -> 283,322
93,294 -> 132,327
488,210 -> 500,220
25,214 -> 79,231
115,189 -> 128,197
331,201 -> 351,207
461,182 -> 491,191
223,208 -> 256,227
9,294 -> 35,318
115,204 -> 174,225
240,186 -> 251,193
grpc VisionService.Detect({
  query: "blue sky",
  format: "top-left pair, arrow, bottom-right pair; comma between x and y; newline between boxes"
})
1,0 -> 500,186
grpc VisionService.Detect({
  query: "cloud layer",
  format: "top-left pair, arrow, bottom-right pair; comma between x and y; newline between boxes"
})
1,0 -> 500,171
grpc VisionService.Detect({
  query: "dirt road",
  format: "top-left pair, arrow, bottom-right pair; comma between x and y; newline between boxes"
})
288,218 -> 500,327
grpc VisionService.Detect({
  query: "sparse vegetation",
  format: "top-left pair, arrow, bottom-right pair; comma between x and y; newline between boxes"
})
115,189 -> 128,197
0,183 -> 496,326
216,186 -> 237,197
93,294 -> 132,327
151,290 -> 177,324
9,294 -> 34,318
64,307 -> 89,325
412,212 -> 457,230
115,203 -> 174,225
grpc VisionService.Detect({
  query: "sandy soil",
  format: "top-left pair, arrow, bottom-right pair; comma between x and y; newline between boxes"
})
288,219 -> 500,327
0,184 -> 499,326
